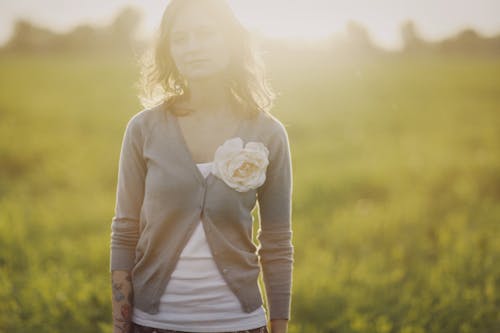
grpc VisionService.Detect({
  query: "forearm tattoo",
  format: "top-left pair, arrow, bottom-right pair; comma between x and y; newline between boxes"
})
112,272 -> 134,333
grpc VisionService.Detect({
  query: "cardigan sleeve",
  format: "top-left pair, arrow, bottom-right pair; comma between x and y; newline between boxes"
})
256,121 -> 294,320
109,114 -> 147,272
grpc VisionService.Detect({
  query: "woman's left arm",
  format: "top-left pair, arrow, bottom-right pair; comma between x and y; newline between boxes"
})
270,319 -> 289,333
257,121 -> 294,331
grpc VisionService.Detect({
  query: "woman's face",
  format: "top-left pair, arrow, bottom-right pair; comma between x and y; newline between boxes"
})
169,4 -> 231,82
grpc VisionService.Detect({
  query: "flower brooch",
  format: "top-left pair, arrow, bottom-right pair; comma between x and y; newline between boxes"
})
211,137 -> 269,192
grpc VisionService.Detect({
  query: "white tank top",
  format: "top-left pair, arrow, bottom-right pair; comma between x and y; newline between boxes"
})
132,162 -> 267,332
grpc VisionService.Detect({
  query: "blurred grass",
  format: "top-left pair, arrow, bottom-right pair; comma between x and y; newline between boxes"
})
0,52 -> 499,333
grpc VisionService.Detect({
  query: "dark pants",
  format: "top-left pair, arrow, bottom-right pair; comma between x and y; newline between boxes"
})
131,321 -> 268,333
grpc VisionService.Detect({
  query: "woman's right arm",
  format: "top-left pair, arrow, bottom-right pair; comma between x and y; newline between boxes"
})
112,270 -> 134,333
110,114 -> 147,333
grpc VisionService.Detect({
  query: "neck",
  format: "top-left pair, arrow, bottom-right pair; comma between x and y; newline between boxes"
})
185,76 -> 231,116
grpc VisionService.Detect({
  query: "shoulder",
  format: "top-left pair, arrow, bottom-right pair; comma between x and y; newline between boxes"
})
253,111 -> 291,153
254,110 -> 290,142
127,103 -> 164,128
248,111 -> 292,164
124,103 -> 165,138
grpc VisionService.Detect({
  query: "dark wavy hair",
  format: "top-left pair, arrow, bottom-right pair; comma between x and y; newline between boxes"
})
136,0 -> 276,118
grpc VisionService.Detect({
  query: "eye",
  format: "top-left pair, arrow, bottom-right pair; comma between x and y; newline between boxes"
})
171,33 -> 187,44
197,27 -> 217,39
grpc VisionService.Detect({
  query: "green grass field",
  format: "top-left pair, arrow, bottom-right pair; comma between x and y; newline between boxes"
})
0,52 -> 499,333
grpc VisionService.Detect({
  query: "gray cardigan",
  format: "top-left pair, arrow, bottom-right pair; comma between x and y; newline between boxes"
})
109,103 -> 294,320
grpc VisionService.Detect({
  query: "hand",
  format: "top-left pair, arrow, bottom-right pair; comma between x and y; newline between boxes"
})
270,319 -> 288,333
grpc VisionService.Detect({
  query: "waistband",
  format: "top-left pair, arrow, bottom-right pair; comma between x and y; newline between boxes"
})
131,321 -> 268,333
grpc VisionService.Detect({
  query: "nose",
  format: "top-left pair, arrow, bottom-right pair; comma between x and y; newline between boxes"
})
185,34 -> 202,53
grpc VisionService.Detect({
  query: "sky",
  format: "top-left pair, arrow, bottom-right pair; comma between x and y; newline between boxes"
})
1,0 -> 499,51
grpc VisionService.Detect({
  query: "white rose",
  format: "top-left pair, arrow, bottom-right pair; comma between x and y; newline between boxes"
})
211,137 -> 269,192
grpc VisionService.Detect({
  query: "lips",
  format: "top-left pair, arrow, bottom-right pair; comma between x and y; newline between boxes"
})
187,59 -> 208,65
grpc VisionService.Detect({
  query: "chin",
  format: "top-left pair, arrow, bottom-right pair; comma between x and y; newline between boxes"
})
187,71 -> 225,82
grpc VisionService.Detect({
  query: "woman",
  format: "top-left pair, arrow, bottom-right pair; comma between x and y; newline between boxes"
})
110,1 -> 294,333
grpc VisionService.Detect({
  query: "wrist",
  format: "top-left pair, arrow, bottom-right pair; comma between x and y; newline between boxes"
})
270,319 -> 288,333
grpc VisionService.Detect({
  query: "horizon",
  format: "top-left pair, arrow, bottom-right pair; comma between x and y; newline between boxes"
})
1,0 -> 500,51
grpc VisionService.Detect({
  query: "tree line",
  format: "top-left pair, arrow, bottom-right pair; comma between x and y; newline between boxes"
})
2,6 -> 500,57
